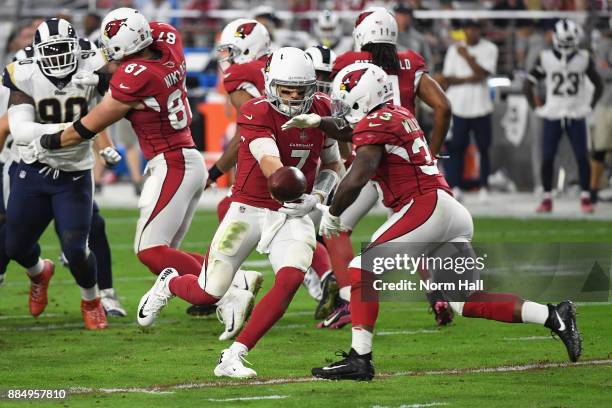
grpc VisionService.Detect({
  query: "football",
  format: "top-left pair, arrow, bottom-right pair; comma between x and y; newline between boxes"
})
268,166 -> 307,202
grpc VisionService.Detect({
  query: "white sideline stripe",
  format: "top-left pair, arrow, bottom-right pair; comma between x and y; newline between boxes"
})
65,359 -> 612,395
373,403 -> 448,408
0,321 -> 135,332
376,329 -> 440,336
0,313 -> 61,320
207,395 -> 288,402
70,387 -> 174,395
503,336 -> 552,341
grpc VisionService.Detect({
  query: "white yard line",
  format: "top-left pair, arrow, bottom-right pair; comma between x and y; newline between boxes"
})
372,403 -> 449,408
207,395 -> 288,402
502,336 -> 553,341
65,359 -> 612,395
376,329 -> 440,336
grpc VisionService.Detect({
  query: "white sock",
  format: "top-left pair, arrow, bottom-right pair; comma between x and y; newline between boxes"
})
351,327 -> 373,355
319,271 -> 332,283
80,285 -> 98,301
27,259 -> 44,277
339,286 -> 351,302
543,192 -> 552,200
521,301 -> 549,325
580,191 -> 590,199
229,341 -> 249,355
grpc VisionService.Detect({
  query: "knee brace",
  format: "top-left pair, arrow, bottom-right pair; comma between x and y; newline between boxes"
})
200,256 -> 235,298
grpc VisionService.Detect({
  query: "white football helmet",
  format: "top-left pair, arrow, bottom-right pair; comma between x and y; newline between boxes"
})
353,8 -> 398,51
217,18 -> 270,72
265,47 -> 316,117
330,62 -> 393,127
305,45 -> 337,94
100,7 -> 153,61
553,19 -> 581,55
314,10 -> 342,48
33,18 -> 80,78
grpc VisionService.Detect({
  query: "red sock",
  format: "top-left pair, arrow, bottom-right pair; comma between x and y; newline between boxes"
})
349,267 -> 379,327
323,231 -> 353,288
168,274 -> 218,305
217,196 -> 232,223
236,267 -> 304,350
186,252 -> 205,267
137,246 -> 202,276
462,291 -> 523,323
311,242 -> 332,279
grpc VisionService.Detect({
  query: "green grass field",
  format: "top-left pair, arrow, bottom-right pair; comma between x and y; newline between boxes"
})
1,210 -> 611,407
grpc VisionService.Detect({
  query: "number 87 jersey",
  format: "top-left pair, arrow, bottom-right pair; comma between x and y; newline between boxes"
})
109,22 -> 195,160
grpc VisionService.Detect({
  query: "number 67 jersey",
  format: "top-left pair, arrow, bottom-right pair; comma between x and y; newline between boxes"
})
109,22 -> 195,160
352,104 -> 451,212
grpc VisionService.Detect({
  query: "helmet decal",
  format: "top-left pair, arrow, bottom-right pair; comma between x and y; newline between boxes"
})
355,11 -> 373,28
104,18 -> 128,39
235,22 -> 257,39
340,68 -> 368,92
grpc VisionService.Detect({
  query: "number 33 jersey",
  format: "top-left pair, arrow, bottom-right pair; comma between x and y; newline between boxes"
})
352,104 -> 451,212
109,22 -> 195,160
528,49 -> 596,119
3,39 -> 105,171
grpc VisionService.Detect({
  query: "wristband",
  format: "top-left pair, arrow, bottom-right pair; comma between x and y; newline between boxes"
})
40,132 -> 62,150
208,164 -> 224,182
74,118 -> 97,140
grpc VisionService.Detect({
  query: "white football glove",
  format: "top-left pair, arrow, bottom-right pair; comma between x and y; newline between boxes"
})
21,138 -> 46,164
319,205 -> 345,239
279,193 -> 319,217
99,147 -> 122,166
281,113 -> 321,131
73,70 -> 99,87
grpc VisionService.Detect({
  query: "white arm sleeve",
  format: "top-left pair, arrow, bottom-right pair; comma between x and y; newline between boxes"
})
8,104 -> 68,145
320,139 -> 341,164
237,82 -> 261,98
249,137 -> 280,162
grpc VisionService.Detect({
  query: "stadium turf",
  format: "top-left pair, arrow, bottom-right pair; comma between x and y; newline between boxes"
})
0,209 -> 611,407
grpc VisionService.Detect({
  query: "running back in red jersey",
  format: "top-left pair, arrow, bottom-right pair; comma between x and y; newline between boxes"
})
352,104 -> 451,212
231,93 -> 333,210
332,50 -> 427,114
109,22 -> 195,160
222,55 -> 268,96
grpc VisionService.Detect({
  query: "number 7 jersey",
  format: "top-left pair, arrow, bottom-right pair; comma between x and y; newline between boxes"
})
352,104 -> 451,212
109,22 -> 195,160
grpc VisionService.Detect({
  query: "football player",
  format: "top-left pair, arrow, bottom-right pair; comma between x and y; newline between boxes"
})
312,10 -> 352,55
304,7 -> 453,329
3,18 -> 110,328
135,47 -> 342,378
524,19 -> 603,213
306,62 -> 582,380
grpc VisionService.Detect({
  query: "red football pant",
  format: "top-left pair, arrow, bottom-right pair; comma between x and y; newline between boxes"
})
323,231 -> 353,288
311,242 -> 332,279
137,245 -> 202,277
462,291 -> 524,323
349,267 -> 379,328
237,267 -> 304,350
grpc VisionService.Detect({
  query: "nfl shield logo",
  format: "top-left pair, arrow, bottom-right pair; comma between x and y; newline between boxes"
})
299,130 -> 308,141
19,170 -> 26,179
239,206 -> 246,213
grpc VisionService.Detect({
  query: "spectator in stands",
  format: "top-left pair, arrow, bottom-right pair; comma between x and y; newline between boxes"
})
590,18 -> 612,204
83,13 -> 102,43
441,19 -> 499,201
141,0 -> 177,25
394,4 -> 433,68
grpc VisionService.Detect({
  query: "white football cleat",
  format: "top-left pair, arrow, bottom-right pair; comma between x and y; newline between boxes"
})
137,268 -> 177,327
100,288 -> 127,317
232,269 -> 264,297
302,267 -> 322,301
214,348 -> 257,378
216,287 -> 254,341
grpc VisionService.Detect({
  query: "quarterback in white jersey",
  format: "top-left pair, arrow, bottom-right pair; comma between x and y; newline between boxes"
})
2,18 -> 110,329
524,19 -> 603,214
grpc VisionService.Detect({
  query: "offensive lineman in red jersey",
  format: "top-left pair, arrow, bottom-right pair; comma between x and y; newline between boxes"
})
36,9 -> 211,274
310,7 -> 454,328
135,47 -> 342,378
304,63 -> 582,380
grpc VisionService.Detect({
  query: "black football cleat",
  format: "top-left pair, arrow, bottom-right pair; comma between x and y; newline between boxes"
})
312,349 -> 374,381
545,300 -> 582,362
427,290 -> 454,326
315,273 -> 340,320
186,304 -> 217,316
